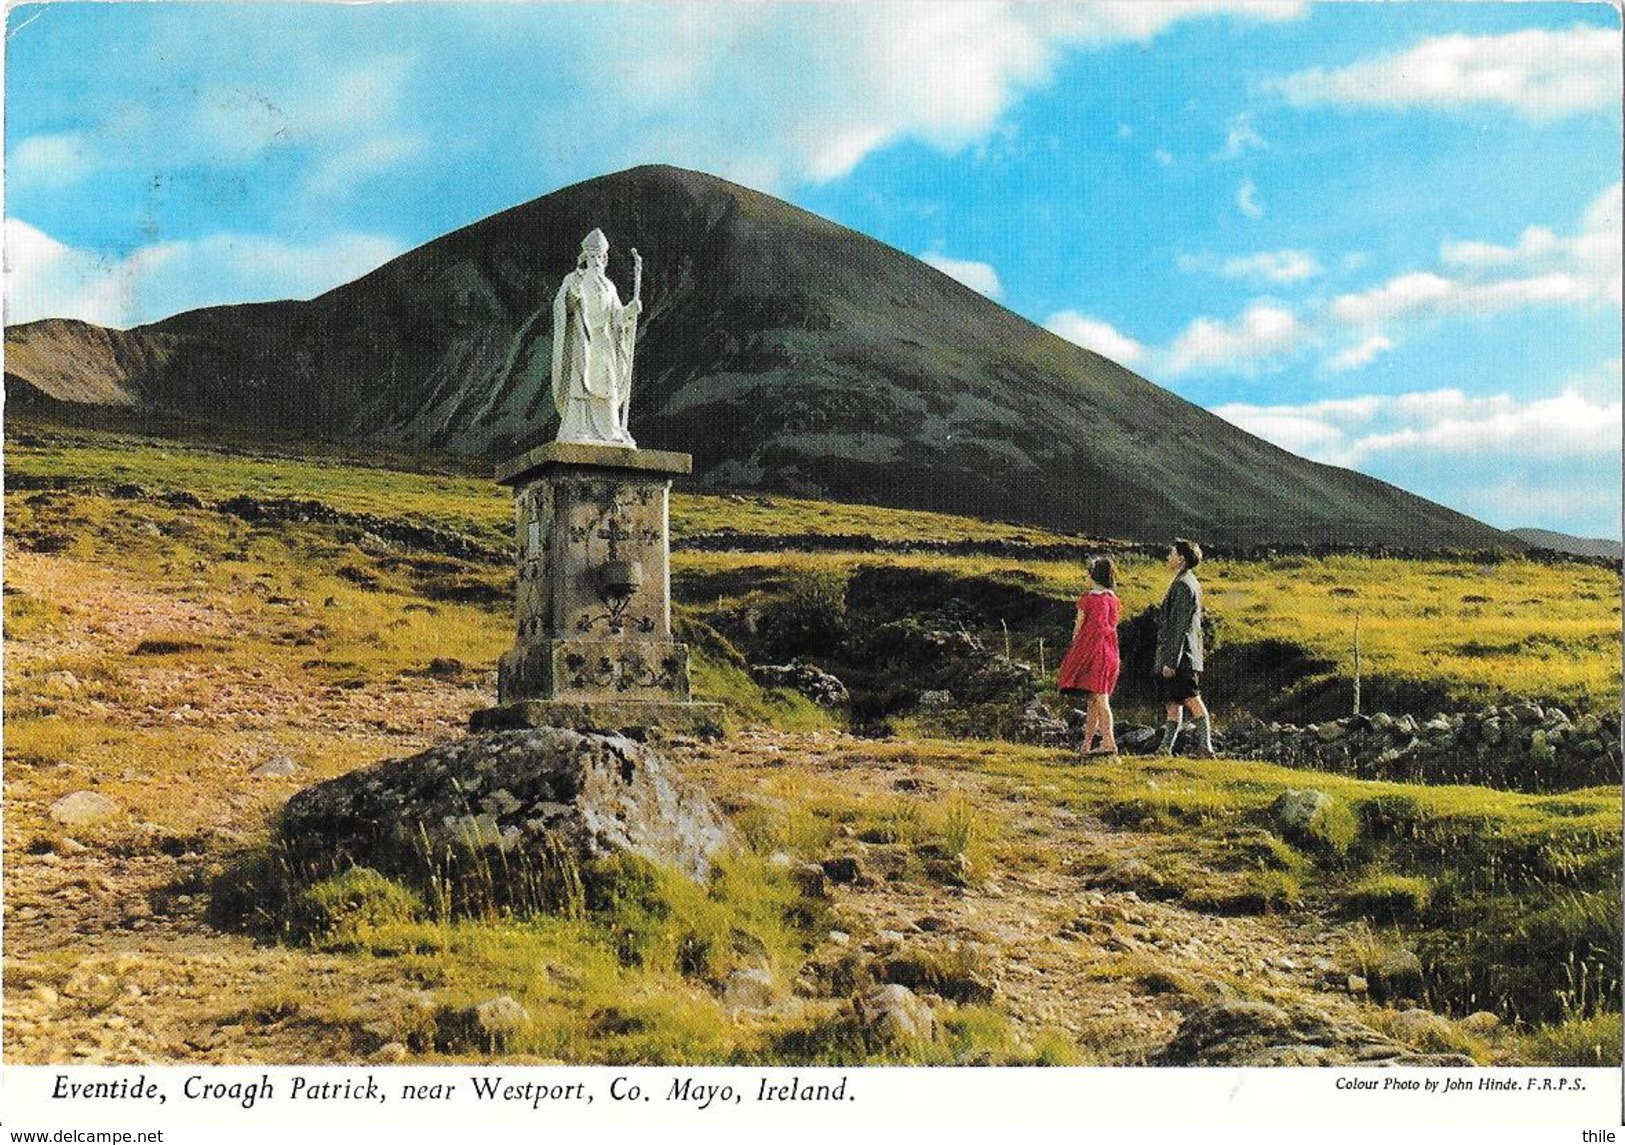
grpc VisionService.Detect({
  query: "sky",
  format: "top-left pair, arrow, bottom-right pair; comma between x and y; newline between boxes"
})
5,1 -> 1621,539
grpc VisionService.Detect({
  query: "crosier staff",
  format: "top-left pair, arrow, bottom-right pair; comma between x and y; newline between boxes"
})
620,247 -> 643,438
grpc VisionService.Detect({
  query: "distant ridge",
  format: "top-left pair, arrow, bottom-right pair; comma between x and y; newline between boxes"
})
1510,528 -> 1622,561
4,164 -> 1520,550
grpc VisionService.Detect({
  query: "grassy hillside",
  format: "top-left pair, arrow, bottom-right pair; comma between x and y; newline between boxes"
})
10,423 -> 1617,714
4,425 -> 1618,1066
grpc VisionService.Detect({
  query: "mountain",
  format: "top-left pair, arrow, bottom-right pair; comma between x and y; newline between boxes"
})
1510,528 -> 1622,561
4,164 -> 1518,549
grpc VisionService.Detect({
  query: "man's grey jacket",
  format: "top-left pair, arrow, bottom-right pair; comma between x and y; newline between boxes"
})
1155,569 -> 1204,674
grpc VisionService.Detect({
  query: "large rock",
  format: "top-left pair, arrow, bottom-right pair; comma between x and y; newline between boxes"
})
750,661 -> 850,707
1154,1000 -> 1475,1067
280,729 -> 735,884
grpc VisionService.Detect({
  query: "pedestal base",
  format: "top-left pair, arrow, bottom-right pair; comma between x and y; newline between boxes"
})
470,699 -> 726,739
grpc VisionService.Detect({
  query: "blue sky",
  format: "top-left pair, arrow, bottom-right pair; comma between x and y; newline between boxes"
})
6,1 -> 1621,538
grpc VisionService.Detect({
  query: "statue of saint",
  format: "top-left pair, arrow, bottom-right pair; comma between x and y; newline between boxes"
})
551,228 -> 641,447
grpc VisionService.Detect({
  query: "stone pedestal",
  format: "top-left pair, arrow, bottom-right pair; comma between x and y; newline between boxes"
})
471,442 -> 723,737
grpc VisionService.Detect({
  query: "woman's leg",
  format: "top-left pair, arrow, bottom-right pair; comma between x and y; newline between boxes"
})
1094,692 -> 1117,752
1080,697 -> 1101,754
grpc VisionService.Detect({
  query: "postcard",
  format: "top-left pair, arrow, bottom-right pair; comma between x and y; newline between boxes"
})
3,3 -> 1620,1141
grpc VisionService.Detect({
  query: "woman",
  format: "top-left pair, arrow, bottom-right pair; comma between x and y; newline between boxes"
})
1057,557 -> 1121,757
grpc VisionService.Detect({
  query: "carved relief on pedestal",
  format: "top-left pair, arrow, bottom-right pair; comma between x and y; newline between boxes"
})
561,646 -> 686,694
555,475 -> 668,640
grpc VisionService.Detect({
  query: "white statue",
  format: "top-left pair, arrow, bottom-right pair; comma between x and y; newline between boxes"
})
551,228 -> 641,447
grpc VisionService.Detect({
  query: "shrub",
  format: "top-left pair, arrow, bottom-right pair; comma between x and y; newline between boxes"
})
207,846 -> 301,938
759,567 -> 849,658
1516,1012 -> 1622,1066
1354,793 -> 1425,850
1422,889 -> 1622,1024
1183,869 -> 1303,915
291,867 -> 426,943
1218,828 -> 1307,875
1344,873 -> 1434,923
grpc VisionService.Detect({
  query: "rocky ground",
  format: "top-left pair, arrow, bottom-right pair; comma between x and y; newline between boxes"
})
6,725 -> 1461,1066
1,550 -> 1498,1066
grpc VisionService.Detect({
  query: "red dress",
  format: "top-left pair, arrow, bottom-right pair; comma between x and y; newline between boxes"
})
1057,590 -> 1120,695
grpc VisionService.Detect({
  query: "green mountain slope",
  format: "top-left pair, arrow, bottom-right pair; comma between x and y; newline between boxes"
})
4,165 -> 1517,550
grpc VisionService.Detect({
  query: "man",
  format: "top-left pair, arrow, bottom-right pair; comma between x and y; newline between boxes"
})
551,228 -> 640,447
1154,537 -> 1215,757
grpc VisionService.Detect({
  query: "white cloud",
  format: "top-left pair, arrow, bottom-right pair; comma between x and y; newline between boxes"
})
1044,310 -> 1146,365
304,133 -> 427,199
531,2 -> 1305,189
8,54 -> 426,201
1563,355 -> 1625,405
1442,181 -> 1621,294
4,221 -> 132,327
1214,382 -> 1623,535
11,132 -> 96,188
1351,388 -> 1622,462
1038,1 -> 1304,44
1154,147 -> 1175,167
918,251 -> 1003,298
1333,182 -> 1622,325
1325,333 -> 1394,372
1276,27 -> 1622,121
5,219 -> 404,327
1224,249 -> 1321,283
1167,300 -> 1302,375
1212,383 -> 1622,469
1221,111 -> 1266,158
1087,183 -> 1619,382
1237,179 -> 1264,219
1180,248 -> 1323,283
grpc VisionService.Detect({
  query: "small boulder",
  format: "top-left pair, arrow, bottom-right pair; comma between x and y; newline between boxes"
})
724,968 -> 777,1010
48,791 -> 122,827
1117,724 -> 1160,750
1459,1011 -> 1501,1036
853,983 -> 934,1047
1365,947 -> 1425,1002
790,863 -> 828,899
474,996 -> 530,1042
821,855 -> 868,886
40,671 -> 83,696
750,661 -> 850,707
251,756 -> 301,779
1388,1008 -> 1457,1051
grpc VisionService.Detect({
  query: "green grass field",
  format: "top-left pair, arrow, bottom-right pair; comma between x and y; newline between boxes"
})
10,422 -> 1619,714
4,421 -> 1620,1065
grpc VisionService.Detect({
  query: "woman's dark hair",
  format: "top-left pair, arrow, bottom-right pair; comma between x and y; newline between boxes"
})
1089,556 -> 1117,589
1172,538 -> 1203,569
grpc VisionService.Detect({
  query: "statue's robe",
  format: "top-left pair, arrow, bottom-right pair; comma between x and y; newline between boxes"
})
551,267 -> 637,447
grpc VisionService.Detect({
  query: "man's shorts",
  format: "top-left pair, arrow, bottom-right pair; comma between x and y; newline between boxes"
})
1156,667 -> 1202,703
